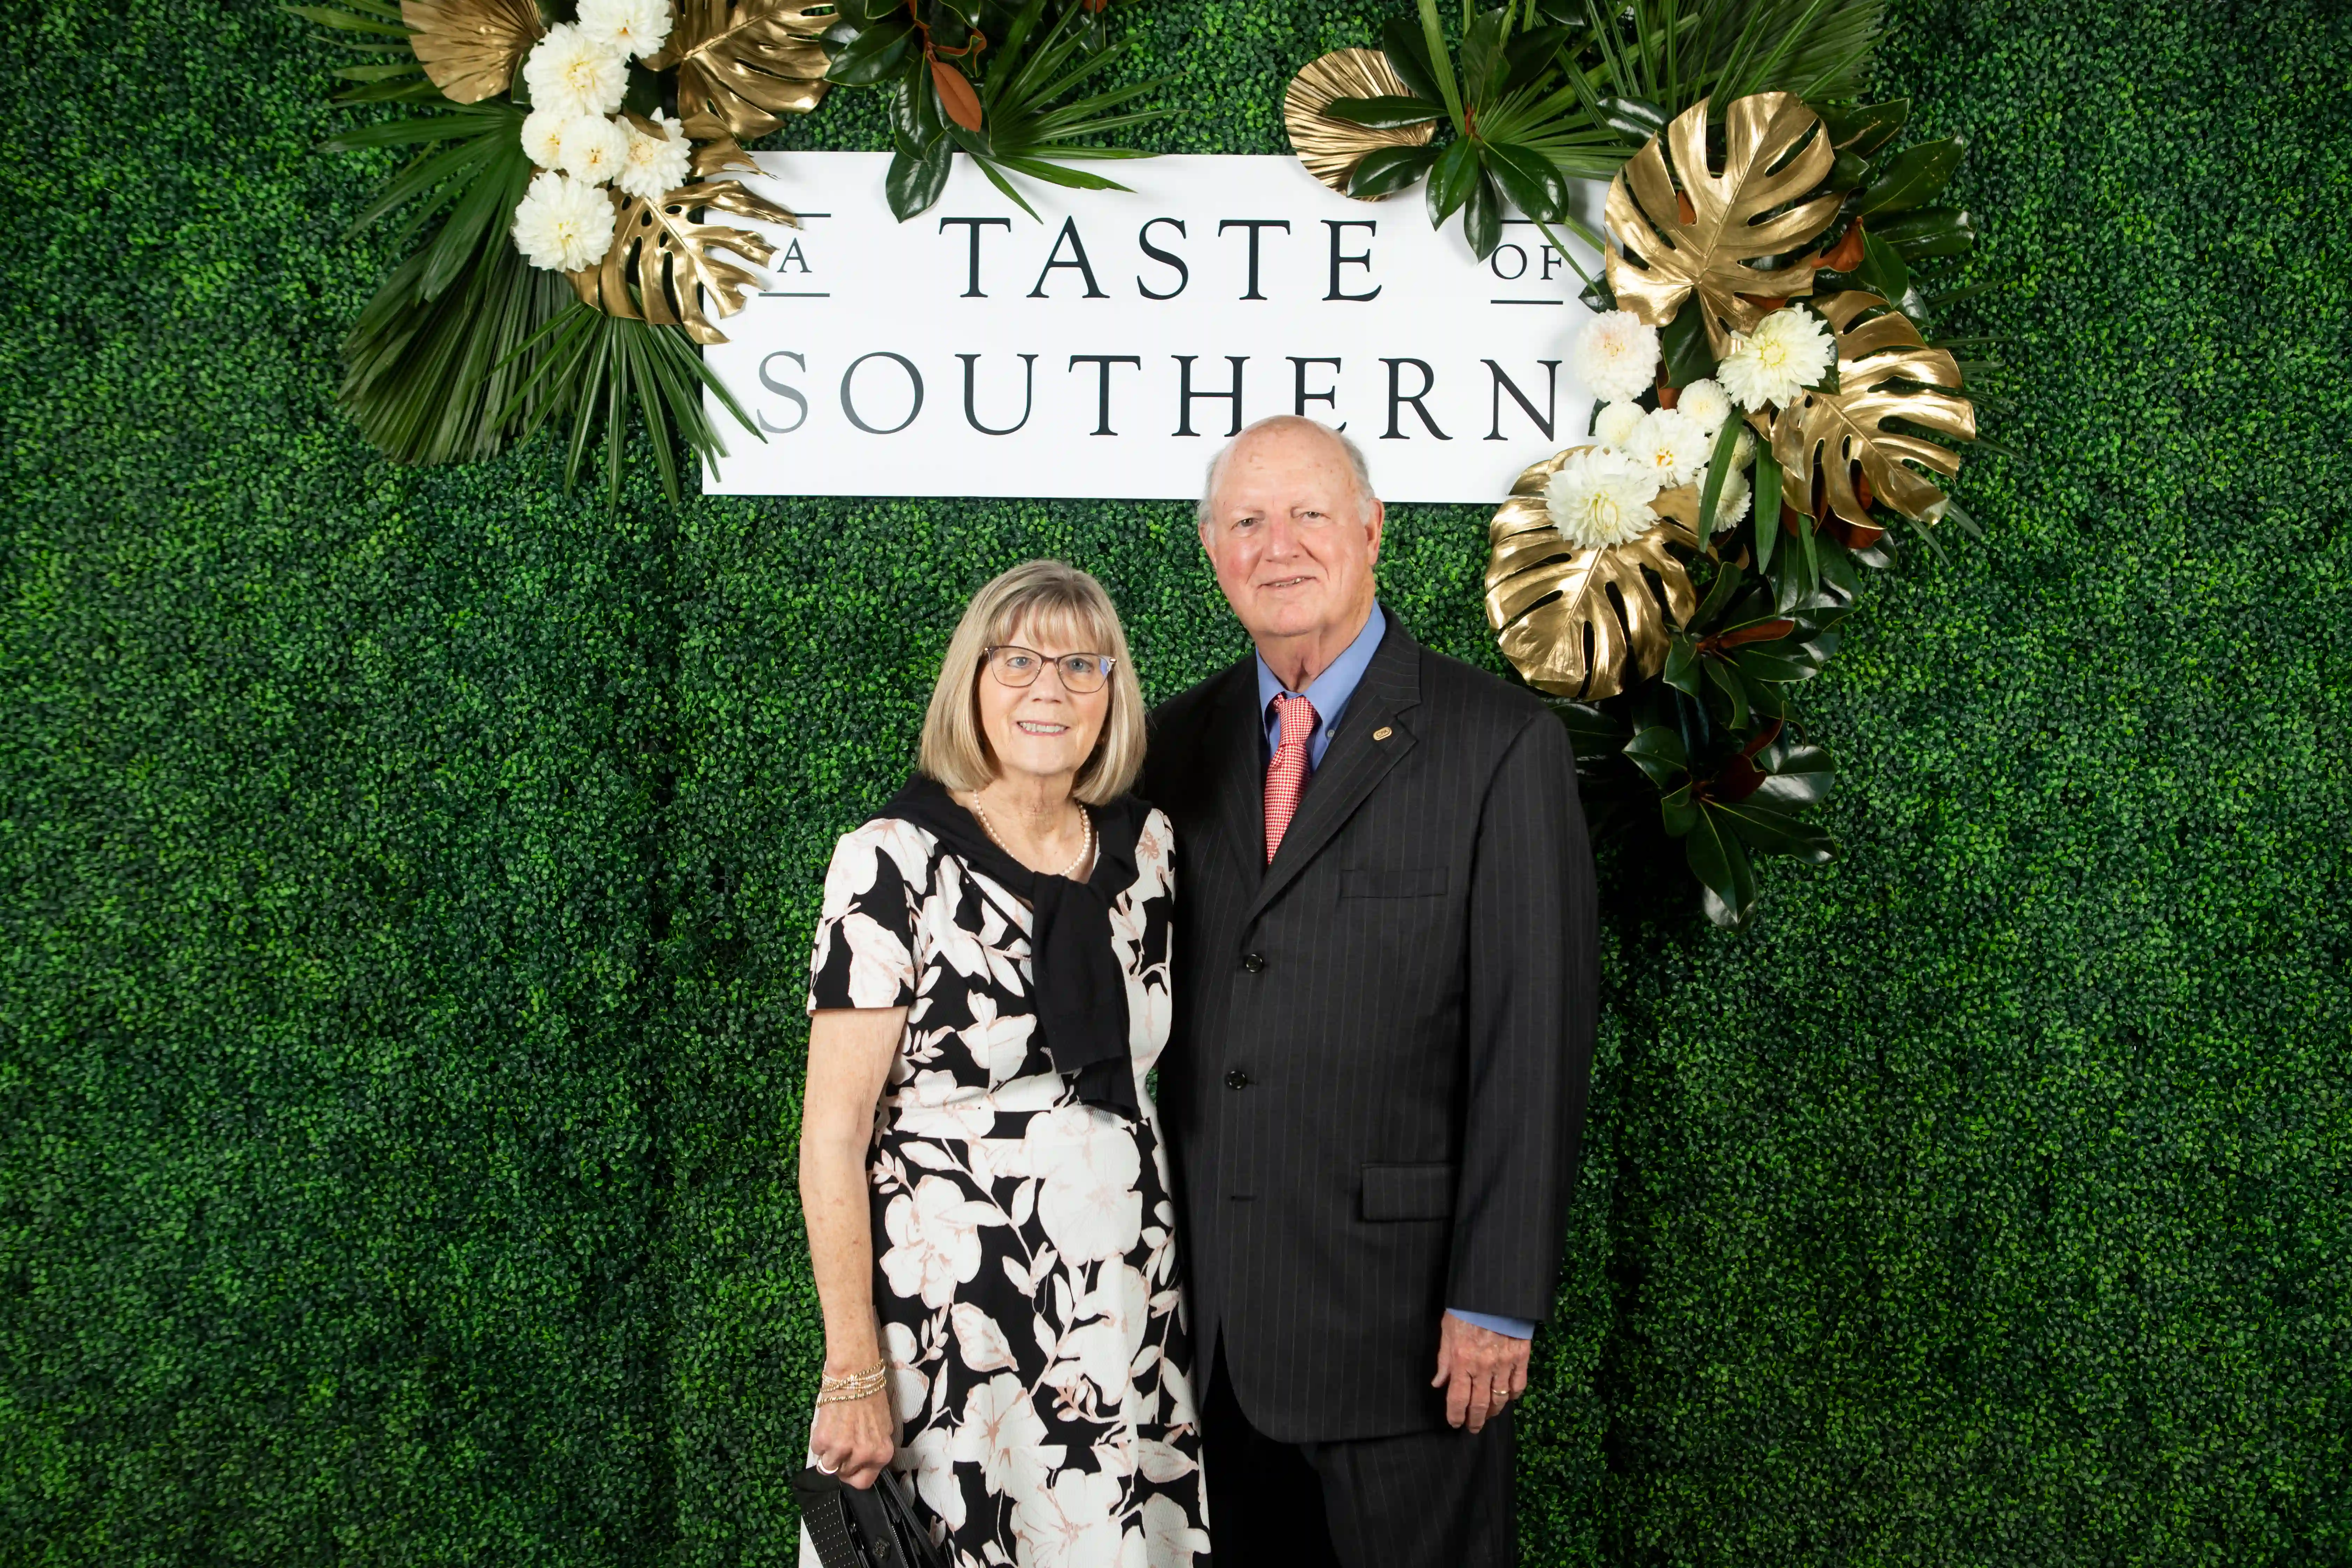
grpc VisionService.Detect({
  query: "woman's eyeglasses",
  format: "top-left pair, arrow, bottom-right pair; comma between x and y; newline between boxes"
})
984,645 -> 1115,694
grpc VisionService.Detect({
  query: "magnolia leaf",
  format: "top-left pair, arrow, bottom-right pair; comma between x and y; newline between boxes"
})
1283,47 -> 1437,198
570,179 -> 798,346
931,57 -> 984,132
401,0 -> 543,102
1604,92 -> 1842,356
647,0 -> 834,141
1485,448 -> 1701,702
1772,291 -> 1976,525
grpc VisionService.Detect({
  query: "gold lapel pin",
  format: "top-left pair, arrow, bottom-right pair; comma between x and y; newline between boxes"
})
1372,726 -> 1393,741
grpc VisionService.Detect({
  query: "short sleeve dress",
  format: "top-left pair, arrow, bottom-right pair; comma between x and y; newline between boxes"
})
805,807 -> 1211,1568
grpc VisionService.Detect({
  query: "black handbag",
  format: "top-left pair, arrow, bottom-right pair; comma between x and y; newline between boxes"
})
793,1463 -> 949,1568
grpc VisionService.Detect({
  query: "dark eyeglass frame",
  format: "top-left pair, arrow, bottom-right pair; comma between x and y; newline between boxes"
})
982,645 -> 1116,693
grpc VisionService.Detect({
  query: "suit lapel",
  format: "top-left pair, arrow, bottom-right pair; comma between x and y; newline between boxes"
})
1246,620 -> 1423,924
1208,659 -> 1267,884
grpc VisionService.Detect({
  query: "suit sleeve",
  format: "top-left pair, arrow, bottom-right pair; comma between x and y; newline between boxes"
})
1446,709 -> 1598,1323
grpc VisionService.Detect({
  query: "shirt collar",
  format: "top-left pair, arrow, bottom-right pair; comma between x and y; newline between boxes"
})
1254,601 -> 1388,738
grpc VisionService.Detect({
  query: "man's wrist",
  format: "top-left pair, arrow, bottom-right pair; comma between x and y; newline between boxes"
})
1446,1308 -> 1535,1340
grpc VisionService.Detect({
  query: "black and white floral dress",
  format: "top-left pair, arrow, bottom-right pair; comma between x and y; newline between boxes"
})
804,809 -> 1211,1568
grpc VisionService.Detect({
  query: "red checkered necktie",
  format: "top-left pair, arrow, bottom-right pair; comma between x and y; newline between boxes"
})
1264,692 -> 1318,863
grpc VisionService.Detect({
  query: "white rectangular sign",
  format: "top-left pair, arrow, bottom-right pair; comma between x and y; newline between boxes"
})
701,152 -> 1606,502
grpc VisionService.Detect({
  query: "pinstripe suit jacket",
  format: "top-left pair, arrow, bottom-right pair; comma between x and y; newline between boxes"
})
1142,614 -> 1597,1442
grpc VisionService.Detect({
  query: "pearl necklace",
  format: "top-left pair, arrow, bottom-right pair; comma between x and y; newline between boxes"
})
967,794 -> 1094,880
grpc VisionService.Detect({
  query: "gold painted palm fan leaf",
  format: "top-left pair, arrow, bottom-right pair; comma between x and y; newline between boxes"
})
646,0 -> 834,142
402,0 -> 544,103
569,179 -> 798,345
1771,291 -> 1976,525
1486,450 -> 1701,701
1283,48 -> 1436,197
1605,93 -> 1843,356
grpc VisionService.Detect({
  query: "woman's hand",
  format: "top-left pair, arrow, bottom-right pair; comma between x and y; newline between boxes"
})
810,1385 -> 895,1490
800,1006 -> 906,1491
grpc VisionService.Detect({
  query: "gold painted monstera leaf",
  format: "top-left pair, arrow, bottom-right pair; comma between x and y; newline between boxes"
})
646,0 -> 834,141
1772,291 -> 1977,525
1486,450 -> 1701,701
1606,92 -> 1842,355
571,179 -> 798,345
1283,48 -> 1435,197
402,0 -> 544,103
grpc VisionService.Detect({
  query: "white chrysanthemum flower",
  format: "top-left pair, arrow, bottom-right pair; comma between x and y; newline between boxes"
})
1731,426 -> 1757,469
577,0 -> 672,59
556,114 -> 629,186
1713,466 -> 1753,529
511,170 -> 617,272
1591,399 -> 1646,448
1572,308 -> 1662,403
1677,377 -> 1732,435
1718,307 -> 1837,412
615,113 -> 692,201
1545,447 -> 1664,553
520,106 -> 569,169
1627,407 -> 1710,487
522,23 -> 629,119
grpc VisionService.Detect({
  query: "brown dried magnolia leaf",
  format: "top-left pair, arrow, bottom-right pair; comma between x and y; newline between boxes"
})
1485,449 -> 1701,702
570,179 -> 798,346
1282,47 -> 1435,198
402,0 -> 544,103
1771,291 -> 1976,526
1605,92 -> 1842,356
932,58 -> 985,132
645,0 -> 833,142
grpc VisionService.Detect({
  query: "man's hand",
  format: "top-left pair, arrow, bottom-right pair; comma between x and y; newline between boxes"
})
1432,1310 -> 1531,1433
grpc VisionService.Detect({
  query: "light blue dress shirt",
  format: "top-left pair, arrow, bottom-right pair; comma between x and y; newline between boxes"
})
1253,602 -> 1535,1344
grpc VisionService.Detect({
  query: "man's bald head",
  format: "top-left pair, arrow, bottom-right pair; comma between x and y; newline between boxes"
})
1198,416 -> 1376,531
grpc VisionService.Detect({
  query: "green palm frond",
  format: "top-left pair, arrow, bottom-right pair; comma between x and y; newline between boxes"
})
500,305 -> 762,509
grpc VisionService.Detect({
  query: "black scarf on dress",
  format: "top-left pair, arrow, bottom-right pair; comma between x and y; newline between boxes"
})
881,775 -> 1147,1119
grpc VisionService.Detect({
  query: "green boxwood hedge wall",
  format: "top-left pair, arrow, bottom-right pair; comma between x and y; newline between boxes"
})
5,0 -> 2348,1562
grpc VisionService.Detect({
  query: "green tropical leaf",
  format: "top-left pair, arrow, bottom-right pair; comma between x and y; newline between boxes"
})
1751,742 -> 1835,807
1874,205 -> 1976,261
1482,140 -> 1572,222
1859,135 -> 1966,215
1379,14 -> 1447,105
1673,798 -> 1758,927
1462,167 -> 1504,258
887,137 -> 953,220
1424,137 -> 1480,221
1714,798 -> 1837,861
1625,724 -> 1688,786
825,17 -> 913,83
1817,97 -> 1907,154
1349,143 -> 1444,199
1752,448 -> 1784,572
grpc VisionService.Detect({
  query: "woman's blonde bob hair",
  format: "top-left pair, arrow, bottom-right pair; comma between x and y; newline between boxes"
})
919,560 -> 1146,806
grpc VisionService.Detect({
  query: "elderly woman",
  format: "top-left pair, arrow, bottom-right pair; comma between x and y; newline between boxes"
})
799,560 -> 1210,1568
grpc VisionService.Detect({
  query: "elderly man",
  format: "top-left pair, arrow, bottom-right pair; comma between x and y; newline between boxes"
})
1142,416 -> 1597,1568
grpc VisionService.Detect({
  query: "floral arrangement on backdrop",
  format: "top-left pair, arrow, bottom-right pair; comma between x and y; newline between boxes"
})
297,0 -> 1161,504
1288,0 -> 1999,927
299,0 -> 1998,929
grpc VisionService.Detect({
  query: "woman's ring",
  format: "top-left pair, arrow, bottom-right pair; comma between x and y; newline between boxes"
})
816,1456 -> 839,1475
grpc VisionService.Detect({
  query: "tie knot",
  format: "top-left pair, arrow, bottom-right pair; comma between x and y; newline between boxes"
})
1274,692 -> 1318,752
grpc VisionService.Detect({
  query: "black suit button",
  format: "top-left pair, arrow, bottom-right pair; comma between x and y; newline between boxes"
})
1240,952 -> 1265,973
1225,1070 -> 1251,1090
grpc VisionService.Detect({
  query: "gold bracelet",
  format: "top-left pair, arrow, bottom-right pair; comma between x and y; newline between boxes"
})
815,1359 -> 888,1405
